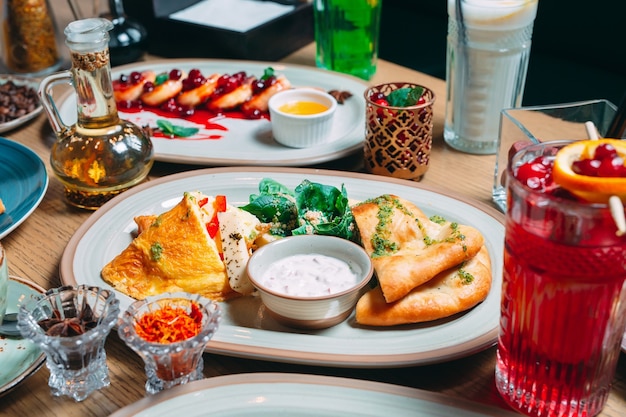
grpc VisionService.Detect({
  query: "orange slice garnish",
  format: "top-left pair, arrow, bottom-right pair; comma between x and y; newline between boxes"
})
553,139 -> 626,203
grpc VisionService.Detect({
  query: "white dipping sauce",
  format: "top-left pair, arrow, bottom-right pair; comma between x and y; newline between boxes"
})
259,254 -> 358,297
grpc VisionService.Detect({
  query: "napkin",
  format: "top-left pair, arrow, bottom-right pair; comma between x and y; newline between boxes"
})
169,0 -> 296,33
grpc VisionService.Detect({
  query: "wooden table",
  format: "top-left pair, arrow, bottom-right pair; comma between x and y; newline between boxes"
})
1,6 -> 626,417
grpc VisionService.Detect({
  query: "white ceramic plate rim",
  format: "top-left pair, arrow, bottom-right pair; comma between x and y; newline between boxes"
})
0,138 -> 49,240
60,167 -> 505,368
56,58 -> 367,166
109,373 -> 521,417
0,75 -> 43,134
0,276 -> 46,397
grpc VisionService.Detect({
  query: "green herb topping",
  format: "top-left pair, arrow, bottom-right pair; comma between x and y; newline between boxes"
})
157,120 -> 199,138
387,87 -> 425,107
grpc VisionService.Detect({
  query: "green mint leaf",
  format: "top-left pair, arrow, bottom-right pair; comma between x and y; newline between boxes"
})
155,73 -> 169,86
262,67 -> 275,80
405,86 -> 425,106
387,87 -> 425,107
156,119 -> 199,138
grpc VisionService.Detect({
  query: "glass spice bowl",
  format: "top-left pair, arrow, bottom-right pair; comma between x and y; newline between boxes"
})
117,292 -> 221,395
17,285 -> 119,401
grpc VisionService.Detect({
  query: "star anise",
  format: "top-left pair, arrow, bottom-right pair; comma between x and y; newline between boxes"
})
328,90 -> 353,105
38,304 -> 99,337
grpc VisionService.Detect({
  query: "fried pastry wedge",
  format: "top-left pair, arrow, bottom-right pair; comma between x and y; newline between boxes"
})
101,192 -> 238,301
355,245 -> 491,326
351,194 -> 484,303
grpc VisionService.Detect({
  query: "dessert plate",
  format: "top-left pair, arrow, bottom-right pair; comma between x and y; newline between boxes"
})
0,75 -> 43,134
60,167 -> 505,368
0,138 -> 49,239
56,59 -> 367,166
109,373 -> 521,417
0,276 -> 46,397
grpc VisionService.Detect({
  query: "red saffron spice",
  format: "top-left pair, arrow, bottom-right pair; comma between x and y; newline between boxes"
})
135,303 -> 203,344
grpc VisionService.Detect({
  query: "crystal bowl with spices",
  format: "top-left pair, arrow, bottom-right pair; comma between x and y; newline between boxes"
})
17,285 -> 119,401
246,234 -> 374,330
117,292 -> 221,394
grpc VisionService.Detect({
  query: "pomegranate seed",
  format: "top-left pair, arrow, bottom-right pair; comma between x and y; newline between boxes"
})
161,98 -> 178,113
169,69 -> 182,80
572,159 -> 601,176
178,105 -> 194,117
369,92 -> 385,102
598,156 -> 625,177
188,69 -> 202,79
130,71 -> 142,84
515,156 -> 552,190
593,143 -> 618,161
142,81 -> 154,93
182,78 -> 195,92
252,79 -> 266,95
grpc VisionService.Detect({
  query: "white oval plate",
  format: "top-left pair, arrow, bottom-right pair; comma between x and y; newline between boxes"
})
57,59 -> 366,166
60,167 -> 505,368
0,75 -> 42,134
110,373 -> 521,417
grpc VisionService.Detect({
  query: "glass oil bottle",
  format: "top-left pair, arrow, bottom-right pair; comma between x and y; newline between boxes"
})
38,18 -> 153,210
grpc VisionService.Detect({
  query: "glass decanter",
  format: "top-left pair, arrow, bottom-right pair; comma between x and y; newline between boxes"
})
39,18 -> 153,210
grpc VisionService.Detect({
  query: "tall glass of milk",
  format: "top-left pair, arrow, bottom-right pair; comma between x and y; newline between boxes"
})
444,0 -> 539,154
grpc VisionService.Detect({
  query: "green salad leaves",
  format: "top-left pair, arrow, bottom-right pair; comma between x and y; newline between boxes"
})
240,178 -> 356,241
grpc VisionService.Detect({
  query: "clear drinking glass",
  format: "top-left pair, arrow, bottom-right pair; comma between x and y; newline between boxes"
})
496,140 -> 626,417
444,0 -> 538,154
493,99 -> 619,212
118,292 -> 221,395
17,285 -> 119,401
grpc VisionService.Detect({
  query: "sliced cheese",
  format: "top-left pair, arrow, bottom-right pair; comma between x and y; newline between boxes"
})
218,209 -> 257,295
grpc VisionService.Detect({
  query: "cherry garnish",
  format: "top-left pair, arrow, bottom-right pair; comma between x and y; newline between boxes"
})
572,143 -> 626,177
515,156 -> 555,192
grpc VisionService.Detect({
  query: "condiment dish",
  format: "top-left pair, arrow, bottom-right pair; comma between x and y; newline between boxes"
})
268,88 -> 338,148
117,292 -> 221,394
246,235 -> 373,329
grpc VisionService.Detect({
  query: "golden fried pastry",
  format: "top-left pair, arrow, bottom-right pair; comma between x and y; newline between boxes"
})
101,192 -> 238,301
355,245 -> 492,326
351,195 -> 484,303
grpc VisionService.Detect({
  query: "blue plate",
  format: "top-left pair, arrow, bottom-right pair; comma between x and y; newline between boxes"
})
0,276 -> 46,397
0,137 -> 48,239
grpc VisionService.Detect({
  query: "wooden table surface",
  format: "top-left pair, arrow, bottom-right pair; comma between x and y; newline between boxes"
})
1,4 -> 626,416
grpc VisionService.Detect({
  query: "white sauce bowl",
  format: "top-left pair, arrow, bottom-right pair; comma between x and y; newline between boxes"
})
246,235 -> 373,329
268,88 -> 338,148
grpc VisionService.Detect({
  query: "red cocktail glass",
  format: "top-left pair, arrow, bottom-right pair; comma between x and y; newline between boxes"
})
496,140 -> 626,416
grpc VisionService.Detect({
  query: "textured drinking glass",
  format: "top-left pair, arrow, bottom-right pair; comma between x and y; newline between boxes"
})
444,0 -> 538,154
493,99 -> 619,212
0,243 -> 8,325
17,285 -> 119,401
313,0 -> 382,80
118,292 -> 221,395
496,141 -> 626,417
363,82 -> 435,181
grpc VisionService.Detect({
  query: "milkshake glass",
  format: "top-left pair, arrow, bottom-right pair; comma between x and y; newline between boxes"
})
444,0 -> 538,154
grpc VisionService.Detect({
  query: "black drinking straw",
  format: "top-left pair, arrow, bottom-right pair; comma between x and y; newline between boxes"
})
607,91 -> 626,139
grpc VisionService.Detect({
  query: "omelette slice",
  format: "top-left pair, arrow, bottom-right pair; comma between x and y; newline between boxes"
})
101,192 -> 238,301
351,194 -> 484,303
355,245 -> 492,326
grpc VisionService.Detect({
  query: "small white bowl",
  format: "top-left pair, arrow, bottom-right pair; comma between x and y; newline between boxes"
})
268,88 -> 337,148
246,235 -> 373,329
